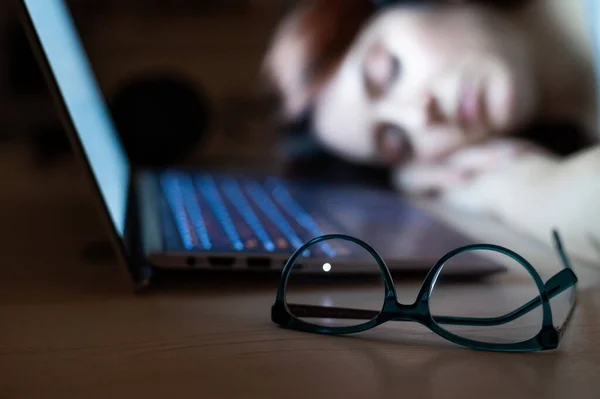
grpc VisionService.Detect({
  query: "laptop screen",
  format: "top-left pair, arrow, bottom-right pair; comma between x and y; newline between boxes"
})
586,0 -> 600,136
23,0 -> 131,237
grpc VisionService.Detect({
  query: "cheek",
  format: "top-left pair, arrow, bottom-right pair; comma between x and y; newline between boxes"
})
314,128 -> 379,163
312,110 -> 379,163
312,65 -> 381,163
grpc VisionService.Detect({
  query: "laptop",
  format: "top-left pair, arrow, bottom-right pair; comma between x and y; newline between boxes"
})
16,0 -> 505,290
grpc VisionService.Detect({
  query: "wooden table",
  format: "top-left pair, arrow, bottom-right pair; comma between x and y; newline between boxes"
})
1,143 -> 600,399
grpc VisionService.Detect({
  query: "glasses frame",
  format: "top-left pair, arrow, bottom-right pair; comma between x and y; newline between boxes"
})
271,230 -> 578,352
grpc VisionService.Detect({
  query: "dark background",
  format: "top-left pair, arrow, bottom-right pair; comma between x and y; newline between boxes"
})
0,0 -> 301,168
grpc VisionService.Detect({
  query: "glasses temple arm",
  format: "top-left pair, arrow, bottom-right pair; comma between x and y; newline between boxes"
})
433,274 -> 570,327
286,304 -> 379,320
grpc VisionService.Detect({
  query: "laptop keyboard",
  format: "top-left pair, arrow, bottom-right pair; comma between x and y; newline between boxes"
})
159,171 -> 337,257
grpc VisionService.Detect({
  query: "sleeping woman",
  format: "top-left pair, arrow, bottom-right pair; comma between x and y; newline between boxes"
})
263,0 -> 600,264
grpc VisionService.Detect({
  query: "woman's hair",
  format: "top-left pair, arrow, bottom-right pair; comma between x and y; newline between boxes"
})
262,0 -> 534,121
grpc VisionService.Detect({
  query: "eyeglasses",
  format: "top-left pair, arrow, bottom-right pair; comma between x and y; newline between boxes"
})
271,230 -> 577,352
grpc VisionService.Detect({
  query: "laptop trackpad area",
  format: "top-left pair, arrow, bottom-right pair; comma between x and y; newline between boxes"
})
287,182 -> 473,262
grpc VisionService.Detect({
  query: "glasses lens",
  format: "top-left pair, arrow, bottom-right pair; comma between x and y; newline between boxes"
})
429,249 -> 543,344
284,236 -> 386,328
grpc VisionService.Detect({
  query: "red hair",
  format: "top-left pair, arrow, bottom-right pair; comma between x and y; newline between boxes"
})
262,0 -> 376,120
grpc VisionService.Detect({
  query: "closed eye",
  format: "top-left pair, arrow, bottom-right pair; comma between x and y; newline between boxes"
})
362,41 -> 401,99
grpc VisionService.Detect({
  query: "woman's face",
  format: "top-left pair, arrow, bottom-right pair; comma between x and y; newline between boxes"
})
312,5 -> 537,165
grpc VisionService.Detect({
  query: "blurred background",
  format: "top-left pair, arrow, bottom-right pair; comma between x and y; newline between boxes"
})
0,0 -> 387,187
0,0 -> 305,169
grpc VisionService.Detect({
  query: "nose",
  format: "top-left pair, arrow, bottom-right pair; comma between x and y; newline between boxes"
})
374,123 -> 413,164
379,92 -> 445,132
403,94 -> 445,127
424,95 -> 446,125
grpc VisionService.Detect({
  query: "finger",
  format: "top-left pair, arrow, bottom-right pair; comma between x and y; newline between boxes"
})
393,164 -> 473,196
444,139 -> 553,170
446,142 -> 519,169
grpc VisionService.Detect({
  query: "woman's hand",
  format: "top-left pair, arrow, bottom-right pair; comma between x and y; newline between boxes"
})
392,138 -> 556,202
394,138 -> 600,265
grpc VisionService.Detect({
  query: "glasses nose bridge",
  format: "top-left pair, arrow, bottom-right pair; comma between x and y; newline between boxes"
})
384,298 -> 428,322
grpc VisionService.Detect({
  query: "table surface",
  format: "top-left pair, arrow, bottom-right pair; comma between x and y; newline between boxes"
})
1,143 -> 600,399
